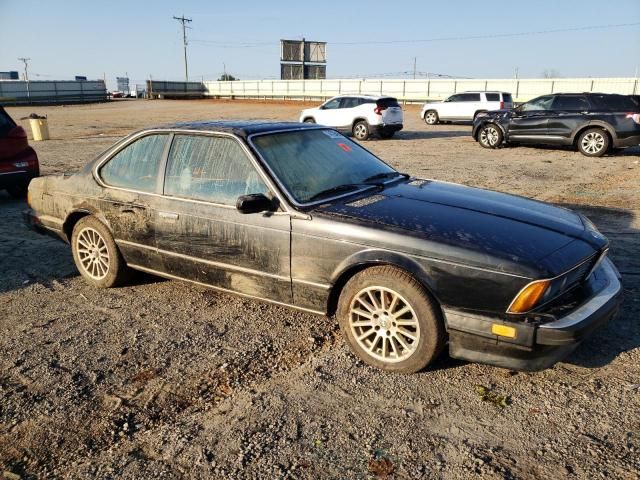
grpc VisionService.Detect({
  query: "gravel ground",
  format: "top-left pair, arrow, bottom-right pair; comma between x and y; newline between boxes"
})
1,99 -> 639,479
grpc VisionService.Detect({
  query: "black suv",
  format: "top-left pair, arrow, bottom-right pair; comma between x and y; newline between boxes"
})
472,93 -> 640,157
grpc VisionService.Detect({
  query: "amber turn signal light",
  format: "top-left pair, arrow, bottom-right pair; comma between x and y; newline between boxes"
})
507,280 -> 550,313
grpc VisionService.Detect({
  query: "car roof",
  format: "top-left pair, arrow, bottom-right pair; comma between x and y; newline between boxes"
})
151,120 -> 321,139
332,93 -> 394,99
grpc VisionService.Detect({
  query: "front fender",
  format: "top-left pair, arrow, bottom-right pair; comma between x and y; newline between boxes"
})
330,248 -> 440,302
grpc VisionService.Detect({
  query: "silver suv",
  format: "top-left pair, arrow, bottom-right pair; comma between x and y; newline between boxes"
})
421,91 -> 513,124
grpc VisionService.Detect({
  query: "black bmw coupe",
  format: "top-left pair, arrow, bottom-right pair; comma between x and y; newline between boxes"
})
25,121 -> 622,373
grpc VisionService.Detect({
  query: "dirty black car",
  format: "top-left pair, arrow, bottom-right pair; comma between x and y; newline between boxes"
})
25,121 -> 622,373
473,93 -> 640,157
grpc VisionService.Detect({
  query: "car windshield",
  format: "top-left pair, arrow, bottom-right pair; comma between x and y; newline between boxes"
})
251,128 -> 397,204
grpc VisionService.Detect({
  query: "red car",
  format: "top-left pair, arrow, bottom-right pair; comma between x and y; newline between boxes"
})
0,106 -> 39,198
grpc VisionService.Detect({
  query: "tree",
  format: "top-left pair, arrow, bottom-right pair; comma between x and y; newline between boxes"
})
542,69 -> 561,79
218,73 -> 238,81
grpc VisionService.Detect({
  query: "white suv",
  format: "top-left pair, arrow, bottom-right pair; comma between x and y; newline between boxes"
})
299,95 -> 404,140
420,91 -> 513,125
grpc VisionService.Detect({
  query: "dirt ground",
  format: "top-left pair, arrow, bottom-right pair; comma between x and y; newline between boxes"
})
1,99 -> 639,479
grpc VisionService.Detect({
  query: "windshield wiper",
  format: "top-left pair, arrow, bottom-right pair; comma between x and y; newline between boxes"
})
306,183 -> 377,202
363,171 -> 408,183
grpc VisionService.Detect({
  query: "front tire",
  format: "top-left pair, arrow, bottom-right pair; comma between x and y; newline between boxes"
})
577,128 -> 609,157
303,118 -> 315,123
352,121 -> 370,140
71,216 -> 131,288
337,266 -> 446,373
478,123 -> 503,148
424,110 -> 439,125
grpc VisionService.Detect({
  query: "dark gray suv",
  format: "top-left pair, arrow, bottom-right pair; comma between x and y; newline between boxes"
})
473,93 -> 640,157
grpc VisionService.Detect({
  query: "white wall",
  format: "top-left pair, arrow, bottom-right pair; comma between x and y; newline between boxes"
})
203,77 -> 639,103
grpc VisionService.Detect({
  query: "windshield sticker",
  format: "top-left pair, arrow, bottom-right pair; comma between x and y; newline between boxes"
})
322,129 -> 342,138
337,143 -> 352,152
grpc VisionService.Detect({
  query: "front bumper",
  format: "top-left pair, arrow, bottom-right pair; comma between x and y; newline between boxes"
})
445,258 -> 623,371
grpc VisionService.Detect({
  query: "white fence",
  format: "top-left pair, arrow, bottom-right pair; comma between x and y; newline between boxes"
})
203,77 -> 639,103
0,80 -> 108,105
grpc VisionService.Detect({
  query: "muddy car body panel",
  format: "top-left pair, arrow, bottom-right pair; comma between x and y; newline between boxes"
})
25,121 -> 623,371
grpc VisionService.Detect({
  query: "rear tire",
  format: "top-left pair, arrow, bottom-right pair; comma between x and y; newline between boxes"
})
478,123 -> 503,148
71,216 -> 131,288
337,266 -> 446,373
577,128 -> 609,157
424,110 -> 439,125
352,121 -> 370,140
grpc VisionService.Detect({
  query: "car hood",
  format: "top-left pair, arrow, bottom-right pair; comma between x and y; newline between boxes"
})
313,179 -> 606,276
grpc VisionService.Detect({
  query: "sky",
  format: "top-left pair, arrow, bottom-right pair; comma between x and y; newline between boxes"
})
1,0 -> 639,89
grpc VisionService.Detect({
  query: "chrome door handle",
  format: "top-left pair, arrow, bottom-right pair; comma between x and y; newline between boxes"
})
159,211 -> 179,220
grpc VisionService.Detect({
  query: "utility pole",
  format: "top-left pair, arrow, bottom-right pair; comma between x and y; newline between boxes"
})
173,15 -> 192,82
18,57 -> 30,81
413,57 -> 417,80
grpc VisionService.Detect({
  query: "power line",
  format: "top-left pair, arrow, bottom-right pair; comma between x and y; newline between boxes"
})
189,22 -> 639,49
173,15 -> 193,81
332,22 -> 640,45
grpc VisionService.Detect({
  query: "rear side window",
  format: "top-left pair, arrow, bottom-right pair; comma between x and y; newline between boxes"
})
552,95 -> 590,111
458,93 -> 481,101
164,135 -> 268,205
339,97 -> 359,109
100,134 -> 168,192
377,97 -> 400,108
485,93 -> 500,101
0,108 -> 17,137
589,94 -> 637,111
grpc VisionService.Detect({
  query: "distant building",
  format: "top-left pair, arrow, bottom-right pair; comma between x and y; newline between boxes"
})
116,76 -> 130,94
280,39 -> 326,80
0,71 -> 20,80
75,76 -> 88,81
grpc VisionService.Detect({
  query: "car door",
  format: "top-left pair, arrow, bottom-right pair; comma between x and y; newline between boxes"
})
153,133 -> 292,304
314,97 -> 342,127
96,132 -> 168,268
439,94 -> 463,119
337,97 -> 358,129
508,95 -> 555,141
547,95 -> 591,141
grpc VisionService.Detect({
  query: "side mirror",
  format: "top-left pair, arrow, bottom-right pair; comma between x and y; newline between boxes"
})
236,193 -> 274,214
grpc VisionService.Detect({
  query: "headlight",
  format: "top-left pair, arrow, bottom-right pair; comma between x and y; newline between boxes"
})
507,280 -> 550,313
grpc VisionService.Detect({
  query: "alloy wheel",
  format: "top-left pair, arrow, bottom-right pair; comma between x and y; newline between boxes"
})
480,126 -> 500,146
349,286 -> 420,363
425,112 -> 437,124
76,227 -> 110,280
354,123 -> 368,140
581,132 -> 605,155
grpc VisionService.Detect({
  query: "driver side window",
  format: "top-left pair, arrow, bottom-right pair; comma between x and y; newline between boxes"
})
323,98 -> 341,110
164,135 -> 268,205
520,96 -> 554,112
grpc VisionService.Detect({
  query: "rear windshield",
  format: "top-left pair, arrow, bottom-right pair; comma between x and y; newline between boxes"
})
485,93 -> 500,101
589,94 -> 637,111
377,97 -> 400,108
0,108 -> 16,137
502,93 -> 513,103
